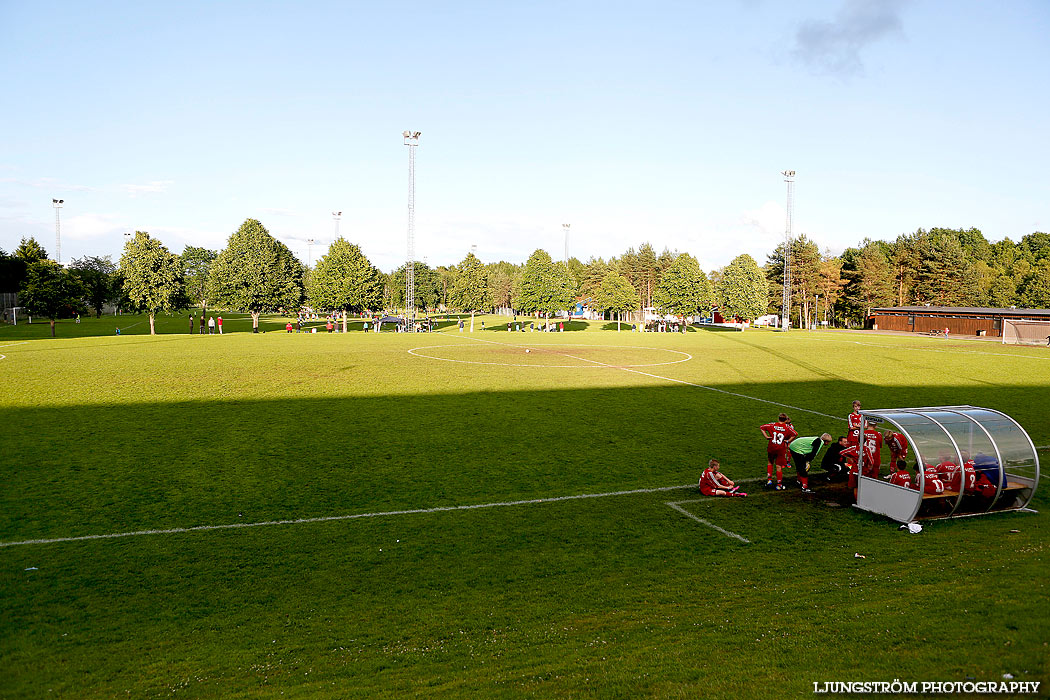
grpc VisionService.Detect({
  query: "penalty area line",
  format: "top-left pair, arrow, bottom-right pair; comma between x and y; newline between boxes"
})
665,501 -> 750,543
0,483 -> 698,549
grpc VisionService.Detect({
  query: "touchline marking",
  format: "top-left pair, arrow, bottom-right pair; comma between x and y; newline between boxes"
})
0,484 -> 698,549
666,501 -> 750,543
449,334 -> 838,420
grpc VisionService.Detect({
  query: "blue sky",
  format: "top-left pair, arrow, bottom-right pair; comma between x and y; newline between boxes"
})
1,0 -> 1048,273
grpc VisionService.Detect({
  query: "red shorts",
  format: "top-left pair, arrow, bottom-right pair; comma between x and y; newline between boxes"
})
700,484 -> 721,496
767,448 -> 789,468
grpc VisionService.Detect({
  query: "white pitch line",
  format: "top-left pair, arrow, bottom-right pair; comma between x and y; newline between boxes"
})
0,483 -> 698,549
665,500 -> 750,543
447,334 -> 839,420
0,342 -> 29,349
408,343 -> 692,369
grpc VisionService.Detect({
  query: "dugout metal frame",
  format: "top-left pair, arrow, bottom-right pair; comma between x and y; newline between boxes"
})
854,406 -> 1039,523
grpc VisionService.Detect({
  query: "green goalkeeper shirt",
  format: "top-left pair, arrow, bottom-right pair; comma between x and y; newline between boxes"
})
789,436 -> 824,456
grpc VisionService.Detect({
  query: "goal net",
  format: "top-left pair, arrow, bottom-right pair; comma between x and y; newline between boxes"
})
1002,319 -> 1050,346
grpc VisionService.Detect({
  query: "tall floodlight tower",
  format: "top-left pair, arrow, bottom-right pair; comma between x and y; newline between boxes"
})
563,223 -> 570,265
307,238 -> 315,267
332,211 -> 342,240
780,170 -> 795,331
52,199 -> 64,264
403,130 -> 420,327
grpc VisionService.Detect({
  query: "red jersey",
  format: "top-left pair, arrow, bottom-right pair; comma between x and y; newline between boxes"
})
760,422 -> 797,452
847,411 -> 863,444
840,444 -> 859,466
888,470 -> 912,488
918,466 -> 946,494
886,432 -> 908,461
861,429 -> 883,471
699,468 -> 732,495
941,461 -> 978,493
970,472 -> 997,498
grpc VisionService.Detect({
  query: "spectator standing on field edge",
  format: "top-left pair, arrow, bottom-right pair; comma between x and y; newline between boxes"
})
208,316 -> 216,334
200,315 -> 206,334
217,316 -> 223,334
189,315 -> 195,334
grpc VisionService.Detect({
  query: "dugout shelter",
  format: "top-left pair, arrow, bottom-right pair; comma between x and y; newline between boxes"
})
854,406 -> 1039,523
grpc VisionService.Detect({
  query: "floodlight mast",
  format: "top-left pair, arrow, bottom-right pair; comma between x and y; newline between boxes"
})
332,211 -> 341,240
403,130 -> 420,329
307,238 -> 315,267
780,170 -> 795,331
563,223 -> 570,265
52,198 -> 64,264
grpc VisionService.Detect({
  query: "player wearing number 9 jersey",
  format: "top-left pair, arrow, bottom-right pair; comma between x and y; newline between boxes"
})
759,413 -> 798,490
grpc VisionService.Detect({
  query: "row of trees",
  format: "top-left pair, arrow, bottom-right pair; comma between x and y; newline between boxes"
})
765,228 -> 1050,327
4,220 -> 1047,336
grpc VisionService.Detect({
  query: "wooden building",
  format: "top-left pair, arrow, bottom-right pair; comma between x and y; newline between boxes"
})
871,306 -> 1050,338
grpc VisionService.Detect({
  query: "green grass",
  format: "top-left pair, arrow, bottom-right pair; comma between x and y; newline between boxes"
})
1,317 -> 1047,698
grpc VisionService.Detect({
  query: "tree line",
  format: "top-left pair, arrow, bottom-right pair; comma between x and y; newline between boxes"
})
2,218 -> 1047,336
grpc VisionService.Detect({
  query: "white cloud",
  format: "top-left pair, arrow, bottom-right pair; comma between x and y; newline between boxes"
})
120,180 -> 174,197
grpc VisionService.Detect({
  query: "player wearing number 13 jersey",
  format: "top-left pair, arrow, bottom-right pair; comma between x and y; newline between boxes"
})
760,413 -> 798,490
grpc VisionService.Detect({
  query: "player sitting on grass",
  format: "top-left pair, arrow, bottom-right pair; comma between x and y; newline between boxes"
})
699,459 -> 747,497
759,413 -> 797,490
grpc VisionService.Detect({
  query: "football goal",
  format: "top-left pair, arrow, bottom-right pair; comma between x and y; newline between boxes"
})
1002,319 -> 1050,346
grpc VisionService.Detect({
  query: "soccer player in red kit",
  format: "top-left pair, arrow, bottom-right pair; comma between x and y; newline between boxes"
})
847,400 -> 863,445
861,425 -> 884,478
699,459 -> 747,497
888,459 -> 912,488
915,464 -> 946,495
760,413 -> 798,490
885,430 -> 908,465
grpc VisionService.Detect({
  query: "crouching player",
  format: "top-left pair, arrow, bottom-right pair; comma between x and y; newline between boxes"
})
699,459 -> 747,497
910,464 -> 947,495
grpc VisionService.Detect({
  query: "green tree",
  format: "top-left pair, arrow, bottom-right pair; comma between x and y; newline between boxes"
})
841,242 -> 893,321
14,237 -> 49,263
181,246 -> 218,315
914,234 -> 980,306
68,255 -> 118,318
716,254 -> 767,321
578,257 -> 610,301
308,237 -> 384,327
0,248 -> 28,294
515,249 -> 573,321
987,274 -> 1018,308
19,260 -> 85,337
635,242 -> 660,310
1018,259 -> 1050,308
450,252 -> 491,332
120,232 -> 185,335
388,262 -> 442,312
208,219 -> 304,332
653,253 -> 712,328
593,271 -> 639,330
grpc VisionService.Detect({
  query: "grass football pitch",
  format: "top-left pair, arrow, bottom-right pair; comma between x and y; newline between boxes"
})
1,314 -> 1047,698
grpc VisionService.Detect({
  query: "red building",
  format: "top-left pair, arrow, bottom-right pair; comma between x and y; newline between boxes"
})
871,306 -> 1050,338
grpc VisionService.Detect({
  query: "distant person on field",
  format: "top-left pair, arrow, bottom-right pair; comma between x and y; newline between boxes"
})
458,319 -> 464,332
759,413 -> 798,490
200,315 -> 206,334
699,459 -> 747,497
208,316 -> 215,334
190,315 -> 195,334
217,316 -> 223,334
326,319 -> 334,332
286,321 -> 293,333
787,433 -> 832,493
